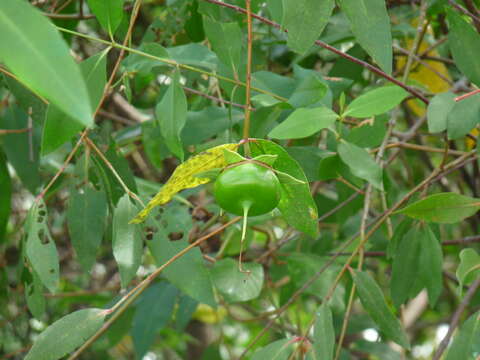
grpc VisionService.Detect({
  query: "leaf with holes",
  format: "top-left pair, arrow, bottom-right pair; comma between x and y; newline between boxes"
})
24,308 -> 107,360
146,203 -> 216,306
395,192 -> 480,223
25,200 -> 59,293
130,143 -> 239,224
24,270 -> 46,319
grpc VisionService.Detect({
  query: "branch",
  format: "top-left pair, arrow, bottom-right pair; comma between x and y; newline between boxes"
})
67,217 -> 240,360
432,276 -> 480,360
201,0 -> 429,104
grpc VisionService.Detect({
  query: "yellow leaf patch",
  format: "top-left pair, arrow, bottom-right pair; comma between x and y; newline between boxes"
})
129,143 -> 239,224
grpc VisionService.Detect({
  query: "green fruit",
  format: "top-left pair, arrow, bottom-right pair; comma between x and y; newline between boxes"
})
214,161 -> 281,217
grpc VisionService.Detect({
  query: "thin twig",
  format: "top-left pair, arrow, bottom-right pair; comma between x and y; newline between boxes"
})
432,277 -> 480,360
67,217 -> 240,360
201,0 -> 430,104
56,26 -> 288,102
401,1 -> 428,84
243,0 -> 253,147
0,128 -> 31,135
455,88 -> 480,102
83,137 -> 144,206
183,86 -> 249,110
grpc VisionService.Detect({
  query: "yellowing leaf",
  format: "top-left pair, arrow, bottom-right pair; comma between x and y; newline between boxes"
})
130,143 -> 239,224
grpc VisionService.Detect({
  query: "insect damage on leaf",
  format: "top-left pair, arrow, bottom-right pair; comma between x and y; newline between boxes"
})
130,143 -> 239,224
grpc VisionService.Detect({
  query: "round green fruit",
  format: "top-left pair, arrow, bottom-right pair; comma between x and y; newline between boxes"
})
213,161 -> 281,217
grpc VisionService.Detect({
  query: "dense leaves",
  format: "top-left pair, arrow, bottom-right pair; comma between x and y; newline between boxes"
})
2,1 -> 480,359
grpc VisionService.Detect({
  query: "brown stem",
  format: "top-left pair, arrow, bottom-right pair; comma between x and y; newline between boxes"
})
243,0 -> 253,143
67,217 -> 240,360
455,88 -> 480,102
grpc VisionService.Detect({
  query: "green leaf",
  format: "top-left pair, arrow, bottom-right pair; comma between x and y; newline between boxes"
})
41,105 -> 83,156
67,187 -> 107,273
391,227 -> 421,308
288,74 -> 328,108
337,0 -> 393,74
24,308 -> 107,360
25,200 -> 60,293
251,139 -> 319,237
396,192 -> 480,223
344,115 -> 388,148
156,71 -> 187,161
337,140 -> 383,190
456,249 -> 480,290
286,146 -> 330,182
344,86 -> 408,118
447,9 -> 480,86
80,50 -> 109,111
447,92 -> 480,139
387,218 -> 413,259
112,195 -> 143,288
203,17 -> 242,75
312,304 -> 335,360
352,270 -> 410,349
211,258 -> 264,302
427,92 -> 456,133
2,106 -> 41,193
42,51 -> 108,155
146,203 -> 216,306
132,282 -> 177,359
268,107 -> 338,139
267,0 -> 284,24
0,0 -> 92,126
283,0 -> 335,54
167,43 -> 218,71
4,76 -> 47,125
24,271 -> 46,319
420,224 -> 443,307
251,339 -> 294,360
123,43 -> 170,73
445,311 -> 480,360
0,151 -> 11,243
86,0 -> 124,35
390,223 -> 442,308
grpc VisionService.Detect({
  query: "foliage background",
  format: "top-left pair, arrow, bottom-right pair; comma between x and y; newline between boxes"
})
1,0 -> 480,359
